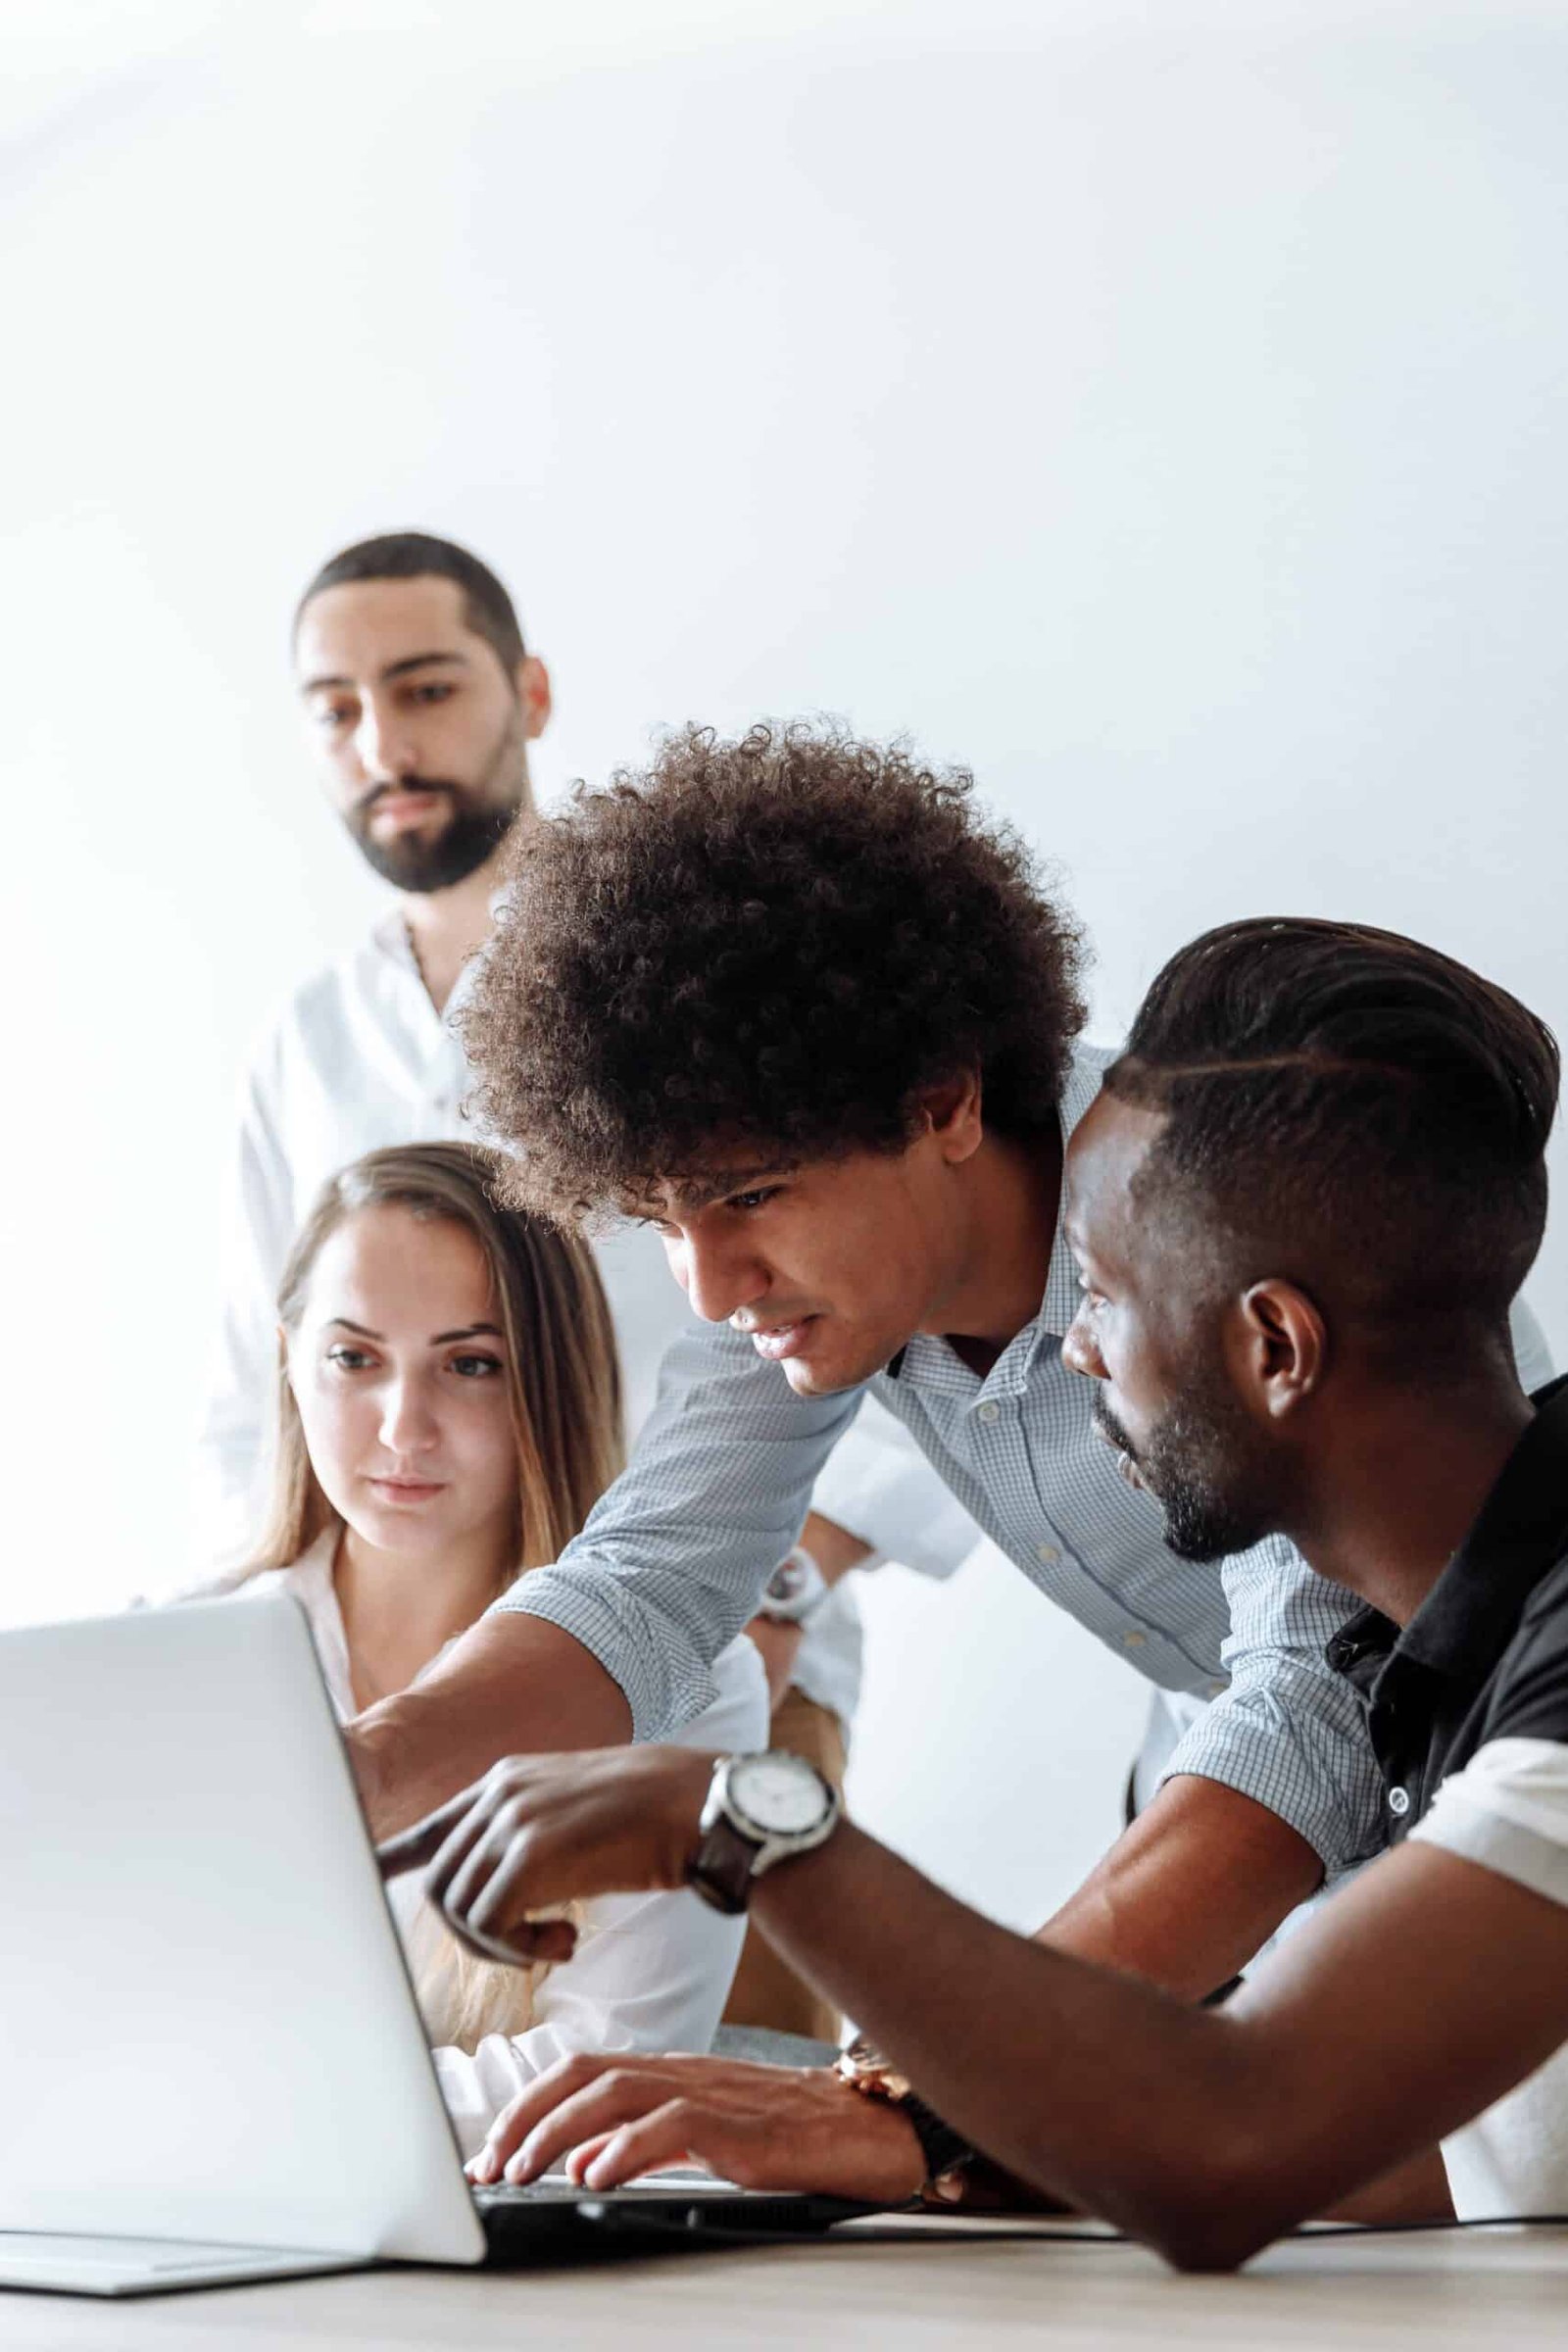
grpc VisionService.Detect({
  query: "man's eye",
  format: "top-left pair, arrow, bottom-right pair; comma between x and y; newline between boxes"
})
450,1352 -> 503,1379
315,706 -> 353,729
729,1187 -> 781,1213
411,682 -> 456,705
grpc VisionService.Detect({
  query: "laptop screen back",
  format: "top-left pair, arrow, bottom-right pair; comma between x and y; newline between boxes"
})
0,1593 -> 484,2264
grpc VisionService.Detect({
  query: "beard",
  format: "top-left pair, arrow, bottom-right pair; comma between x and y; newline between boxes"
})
1093,1380 -> 1276,1564
347,777 -> 523,893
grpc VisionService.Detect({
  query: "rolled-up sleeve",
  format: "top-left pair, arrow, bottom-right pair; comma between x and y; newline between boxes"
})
1157,1534 -> 1385,1877
490,1320 -> 864,1739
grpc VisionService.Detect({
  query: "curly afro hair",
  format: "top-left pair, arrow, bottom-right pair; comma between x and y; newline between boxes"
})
462,721 -> 1090,1215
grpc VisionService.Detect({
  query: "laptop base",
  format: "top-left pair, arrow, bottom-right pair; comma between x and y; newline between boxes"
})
0,2231 -> 368,2298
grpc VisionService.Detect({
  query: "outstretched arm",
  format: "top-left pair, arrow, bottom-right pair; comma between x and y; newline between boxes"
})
349,1617 -> 633,1839
383,1744 -> 1568,2268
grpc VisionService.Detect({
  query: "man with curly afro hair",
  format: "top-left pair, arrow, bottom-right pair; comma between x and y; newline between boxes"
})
357,725 -> 1551,2050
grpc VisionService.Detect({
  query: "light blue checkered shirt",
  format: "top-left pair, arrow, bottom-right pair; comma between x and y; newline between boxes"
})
495,1045 -> 1551,1876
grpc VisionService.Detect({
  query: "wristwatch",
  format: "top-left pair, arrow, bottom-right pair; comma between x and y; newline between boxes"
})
687,1749 -> 842,1915
757,1544 -> 829,1626
836,2035 -> 977,2188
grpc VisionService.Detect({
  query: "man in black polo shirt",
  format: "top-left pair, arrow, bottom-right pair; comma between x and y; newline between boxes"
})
384,915 -> 1568,2267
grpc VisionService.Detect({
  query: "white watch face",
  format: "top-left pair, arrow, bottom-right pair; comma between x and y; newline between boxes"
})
728,1751 -> 832,1838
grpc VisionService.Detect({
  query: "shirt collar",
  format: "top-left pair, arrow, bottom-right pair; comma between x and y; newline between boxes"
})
1330,1375 -> 1568,1696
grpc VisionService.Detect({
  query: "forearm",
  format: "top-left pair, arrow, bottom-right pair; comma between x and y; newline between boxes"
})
799,1511 -> 873,1582
752,1821 -> 1270,2263
349,1614 -> 632,1838
1034,1773 -> 1324,2000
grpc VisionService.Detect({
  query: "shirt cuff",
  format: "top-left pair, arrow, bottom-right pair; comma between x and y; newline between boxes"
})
1157,1696 -> 1380,1876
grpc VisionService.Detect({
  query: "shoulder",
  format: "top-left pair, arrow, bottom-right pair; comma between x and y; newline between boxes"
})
240,925 -> 392,1079
220,1565 -> 291,1603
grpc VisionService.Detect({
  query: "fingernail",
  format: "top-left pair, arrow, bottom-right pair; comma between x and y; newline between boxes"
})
932,2172 -> 965,2202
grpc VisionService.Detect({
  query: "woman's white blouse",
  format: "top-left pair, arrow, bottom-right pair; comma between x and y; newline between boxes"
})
238,1539 -> 767,2157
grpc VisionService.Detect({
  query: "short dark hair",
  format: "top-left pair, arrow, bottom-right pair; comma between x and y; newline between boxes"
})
463,721 -> 1090,1214
295,531 -> 526,672
1105,916 -> 1559,1359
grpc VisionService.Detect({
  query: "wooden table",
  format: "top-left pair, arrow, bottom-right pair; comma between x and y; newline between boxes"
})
2,2224 -> 1565,2348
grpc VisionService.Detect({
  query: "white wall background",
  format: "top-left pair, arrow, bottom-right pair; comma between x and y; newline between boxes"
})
4,0 -> 1566,1929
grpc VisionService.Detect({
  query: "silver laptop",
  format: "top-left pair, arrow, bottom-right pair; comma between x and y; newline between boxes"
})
0,1596 -> 864,2297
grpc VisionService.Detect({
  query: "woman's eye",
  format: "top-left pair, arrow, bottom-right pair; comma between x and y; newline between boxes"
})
325,1345 -> 373,1371
450,1352 -> 503,1379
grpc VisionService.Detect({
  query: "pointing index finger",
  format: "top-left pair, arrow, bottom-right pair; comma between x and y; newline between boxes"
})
375,1787 -> 477,1881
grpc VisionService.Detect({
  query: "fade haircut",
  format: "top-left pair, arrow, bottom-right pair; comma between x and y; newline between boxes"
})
295,531 -> 526,673
463,721 -> 1090,1216
1105,917 -> 1558,1367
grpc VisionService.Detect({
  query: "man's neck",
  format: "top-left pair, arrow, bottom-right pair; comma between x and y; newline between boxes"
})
1285,1380 -> 1537,1627
399,851 -> 508,1015
934,1126 -> 1063,1378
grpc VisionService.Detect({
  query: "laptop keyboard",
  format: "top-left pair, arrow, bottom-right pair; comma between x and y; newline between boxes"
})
475,2168 -> 727,2207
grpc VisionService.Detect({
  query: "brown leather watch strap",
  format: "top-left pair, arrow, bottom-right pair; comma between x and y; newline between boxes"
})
687,1815 -> 763,1915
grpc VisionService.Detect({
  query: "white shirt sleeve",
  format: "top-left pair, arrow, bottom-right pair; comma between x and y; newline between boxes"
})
1408,1737 -> 1568,1907
429,1634 -> 768,2159
189,1036 -> 297,1577
1510,1293 -> 1557,1396
1407,1739 -> 1568,2221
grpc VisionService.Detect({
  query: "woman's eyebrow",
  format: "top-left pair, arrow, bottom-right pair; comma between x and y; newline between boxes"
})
430,1322 -> 505,1345
326,1316 -> 383,1340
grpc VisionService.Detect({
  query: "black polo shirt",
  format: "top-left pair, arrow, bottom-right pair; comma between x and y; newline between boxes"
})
1323,1376 -> 1568,1839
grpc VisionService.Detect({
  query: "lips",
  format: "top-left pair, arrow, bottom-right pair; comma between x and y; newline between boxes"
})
1091,1405 -> 1148,1493
367,1476 -> 446,1503
735,1316 -> 817,1363
369,790 -> 447,828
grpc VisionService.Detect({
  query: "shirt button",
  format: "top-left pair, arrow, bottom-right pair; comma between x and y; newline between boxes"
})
1388,1786 -> 1411,1818
977,1401 -> 1001,1423
1035,1542 -> 1060,1566
1122,1630 -> 1148,1649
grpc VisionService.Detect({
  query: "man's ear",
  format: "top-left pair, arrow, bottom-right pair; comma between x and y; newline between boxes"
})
922,1071 -> 985,1166
1233,1280 -> 1327,1421
515,655 -> 552,740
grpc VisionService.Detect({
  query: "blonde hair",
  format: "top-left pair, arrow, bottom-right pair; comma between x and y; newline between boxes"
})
241,1142 -> 624,2049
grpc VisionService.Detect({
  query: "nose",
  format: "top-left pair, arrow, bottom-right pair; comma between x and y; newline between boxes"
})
668,1229 -> 769,1327
1060,1304 -> 1105,1383
354,690 -> 419,784
377,1373 -> 440,1458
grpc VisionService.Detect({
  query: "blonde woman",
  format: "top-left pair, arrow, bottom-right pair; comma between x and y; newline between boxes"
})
221,1142 -> 767,2158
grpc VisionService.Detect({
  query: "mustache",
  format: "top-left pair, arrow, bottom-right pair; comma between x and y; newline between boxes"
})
1092,1392 -> 1139,1462
356,776 -> 464,815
